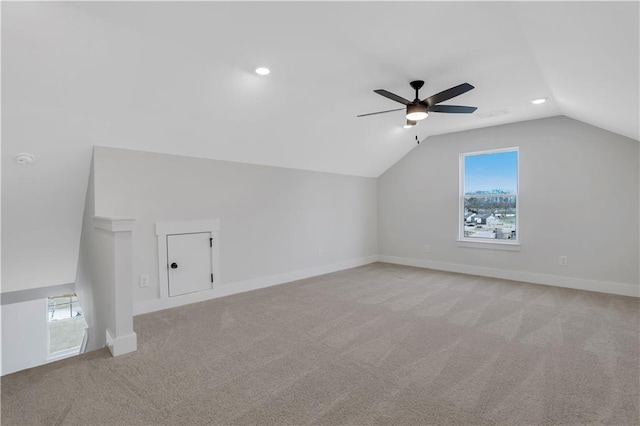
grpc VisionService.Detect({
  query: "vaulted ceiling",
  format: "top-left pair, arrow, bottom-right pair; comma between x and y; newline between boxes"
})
2,1 -> 638,291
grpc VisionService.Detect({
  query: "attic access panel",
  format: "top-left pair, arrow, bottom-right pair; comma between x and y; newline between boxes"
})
156,219 -> 221,301
167,232 -> 213,297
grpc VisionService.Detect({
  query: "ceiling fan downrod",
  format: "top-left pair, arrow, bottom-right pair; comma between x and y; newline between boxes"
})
410,80 -> 424,101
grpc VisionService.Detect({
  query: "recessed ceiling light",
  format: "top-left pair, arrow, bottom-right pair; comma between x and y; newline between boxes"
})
255,67 -> 270,76
530,98 -> 546,105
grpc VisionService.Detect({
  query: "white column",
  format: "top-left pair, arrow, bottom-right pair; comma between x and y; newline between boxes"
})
93,216 -> 137,356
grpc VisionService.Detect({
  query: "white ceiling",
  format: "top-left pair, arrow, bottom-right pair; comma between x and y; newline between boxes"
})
1,1 -> 638,291
67,1 -> 640,167
4,2 -> 639,177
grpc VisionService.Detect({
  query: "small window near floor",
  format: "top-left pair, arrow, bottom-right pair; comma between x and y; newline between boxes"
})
47,294 -> 87,358
460,148 -> 519,244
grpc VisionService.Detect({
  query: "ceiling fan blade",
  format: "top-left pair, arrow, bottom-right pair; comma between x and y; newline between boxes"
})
374,89 -> 411,105
424,83 -> 474,106
357,107 -> 405,118
428,105 -> 477,114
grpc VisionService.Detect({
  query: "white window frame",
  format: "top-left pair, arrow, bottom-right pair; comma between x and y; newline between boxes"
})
458,147 -> 520,251
46,293 -> 86,361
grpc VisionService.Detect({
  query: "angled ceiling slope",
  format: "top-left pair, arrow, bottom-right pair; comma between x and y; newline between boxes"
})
2,1 -> 638,292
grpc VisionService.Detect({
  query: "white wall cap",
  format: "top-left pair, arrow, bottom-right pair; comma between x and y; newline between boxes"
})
93,216 -> 136,232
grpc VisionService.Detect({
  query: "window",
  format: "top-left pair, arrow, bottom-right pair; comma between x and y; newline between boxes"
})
47,294 -> 87,358
460,148 -> 518,244
48,294 -> 83,321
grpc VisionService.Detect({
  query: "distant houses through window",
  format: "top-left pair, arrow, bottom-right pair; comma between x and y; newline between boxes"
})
460,148 -> 518,242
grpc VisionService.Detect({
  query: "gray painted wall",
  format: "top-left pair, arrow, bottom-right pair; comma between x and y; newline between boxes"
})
378,116 -> 639,289
93,147 -> 378,305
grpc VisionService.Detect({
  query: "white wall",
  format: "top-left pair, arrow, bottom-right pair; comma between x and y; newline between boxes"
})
1,2 -> 417,294
2,3 -> 106,293
93,147 -> 378,308
1,299 -> 48,375
378,116 -> 639,295
74,163 -> 115,351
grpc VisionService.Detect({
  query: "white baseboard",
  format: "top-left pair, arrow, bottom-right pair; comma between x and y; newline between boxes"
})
106,330 -> 137,356
134,255 -> 380,315
133,254 -> 637,317
379,255 -> 640,298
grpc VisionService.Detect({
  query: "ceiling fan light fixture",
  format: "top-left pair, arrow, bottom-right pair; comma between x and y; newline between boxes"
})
403,120 -> 417,129
406,103 -> 428,121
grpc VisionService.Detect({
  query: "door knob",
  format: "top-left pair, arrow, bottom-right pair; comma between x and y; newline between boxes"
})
170,262 -> 178,269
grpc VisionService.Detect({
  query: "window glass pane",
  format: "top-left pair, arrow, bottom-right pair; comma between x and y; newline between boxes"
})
464,150 -> 517,194
47,294 -> 87,355
464,197 -> 516,240
48,295 -> 83,321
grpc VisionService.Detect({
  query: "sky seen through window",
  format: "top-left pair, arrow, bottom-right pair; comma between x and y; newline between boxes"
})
464,151 -> 517,194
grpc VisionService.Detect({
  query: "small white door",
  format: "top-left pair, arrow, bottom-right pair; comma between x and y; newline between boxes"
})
167,232 -> 213,297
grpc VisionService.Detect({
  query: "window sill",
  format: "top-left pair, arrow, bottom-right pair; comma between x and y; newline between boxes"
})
457,239 -> 521,251
47,346 -> 81,362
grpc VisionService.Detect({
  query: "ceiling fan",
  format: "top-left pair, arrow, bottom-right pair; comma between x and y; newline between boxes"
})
357,80 -> 477,127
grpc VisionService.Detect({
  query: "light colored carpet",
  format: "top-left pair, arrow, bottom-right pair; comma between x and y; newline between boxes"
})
2,263 -> 639,425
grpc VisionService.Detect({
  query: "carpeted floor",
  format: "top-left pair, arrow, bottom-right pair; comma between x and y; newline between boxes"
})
2,263 -> 639,425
